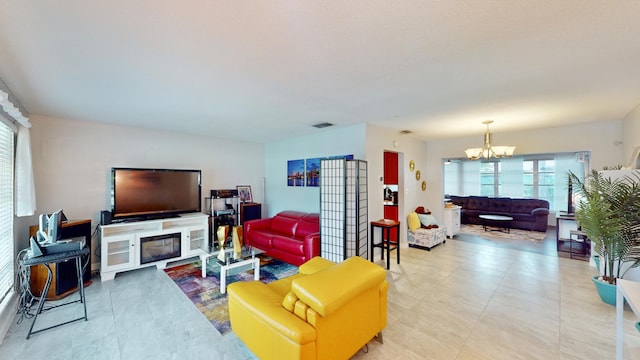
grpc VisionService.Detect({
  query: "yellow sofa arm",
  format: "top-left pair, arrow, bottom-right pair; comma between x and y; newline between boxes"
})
291,256 -> 386,317
379,280 -> 389,329
298,256 -> 335,275
228,281 -> 316,344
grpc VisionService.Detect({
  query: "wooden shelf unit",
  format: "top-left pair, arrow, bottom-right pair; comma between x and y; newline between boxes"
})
240,202 -> 261,224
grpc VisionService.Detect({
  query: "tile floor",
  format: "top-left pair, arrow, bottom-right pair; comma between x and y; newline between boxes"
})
2,232 -> 640,359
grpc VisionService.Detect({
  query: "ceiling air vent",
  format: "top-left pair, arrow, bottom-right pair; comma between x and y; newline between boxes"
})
312,122 -> 334,129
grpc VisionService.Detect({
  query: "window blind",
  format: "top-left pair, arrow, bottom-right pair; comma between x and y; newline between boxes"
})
0,122 -> 14,302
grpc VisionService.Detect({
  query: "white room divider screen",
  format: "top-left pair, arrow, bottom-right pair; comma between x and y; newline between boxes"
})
319,158 -> 368,262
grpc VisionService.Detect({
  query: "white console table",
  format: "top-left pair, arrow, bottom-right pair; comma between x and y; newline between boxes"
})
617,279 -> 640,360
100,213 -> 209,281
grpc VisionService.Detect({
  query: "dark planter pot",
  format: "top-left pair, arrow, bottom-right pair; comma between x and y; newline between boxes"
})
592,275 -> 616,306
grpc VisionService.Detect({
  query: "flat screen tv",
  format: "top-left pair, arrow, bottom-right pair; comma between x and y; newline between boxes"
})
111,168 -> 202,222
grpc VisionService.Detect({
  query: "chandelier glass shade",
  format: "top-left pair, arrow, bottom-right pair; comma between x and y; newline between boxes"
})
464,120 -> 515,160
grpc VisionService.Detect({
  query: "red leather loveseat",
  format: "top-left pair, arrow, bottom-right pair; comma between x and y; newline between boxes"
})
243,211 -> 320,266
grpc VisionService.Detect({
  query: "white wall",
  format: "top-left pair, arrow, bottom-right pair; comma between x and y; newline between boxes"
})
264,123 -> 430,251
365,125 -> 430,221
425,120 -> 625,222
16,116 -> 630,271
21,115 -> 265,271
264,124 -> 366,216
365,124 -> 430,248
622,103 -> 640,166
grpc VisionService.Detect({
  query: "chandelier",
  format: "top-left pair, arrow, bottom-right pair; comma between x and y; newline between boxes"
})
464,120 -> 515,160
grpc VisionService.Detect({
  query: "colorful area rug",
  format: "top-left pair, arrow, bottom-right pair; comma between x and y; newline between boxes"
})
164,256 -> 298,335
460,224 -> 547,242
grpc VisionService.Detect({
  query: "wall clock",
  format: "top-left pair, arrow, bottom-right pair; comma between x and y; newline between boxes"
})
415,170 -> 421,180
409,160 -> 415,172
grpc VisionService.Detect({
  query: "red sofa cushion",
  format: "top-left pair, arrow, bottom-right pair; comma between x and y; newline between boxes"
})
295,213 -> 320,239
270,249 -> 306,267
247,230 -> 273,249
272,235 -> 305,256
270,213 -> 301,236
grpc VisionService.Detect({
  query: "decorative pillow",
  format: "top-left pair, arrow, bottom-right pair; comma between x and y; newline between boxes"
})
407,212 -> 421,231
415,206 -> 432,214
417,213 -> 438,227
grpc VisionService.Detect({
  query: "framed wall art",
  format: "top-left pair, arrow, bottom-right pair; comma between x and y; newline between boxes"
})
306,158 -> 320,187
237,185 -> 253,203
287,159 -> 305,186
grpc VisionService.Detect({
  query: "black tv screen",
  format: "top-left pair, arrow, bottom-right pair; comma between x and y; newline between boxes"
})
111,168 -> 202,221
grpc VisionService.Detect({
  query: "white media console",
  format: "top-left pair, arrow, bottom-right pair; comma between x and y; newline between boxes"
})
99,213 -> 209,281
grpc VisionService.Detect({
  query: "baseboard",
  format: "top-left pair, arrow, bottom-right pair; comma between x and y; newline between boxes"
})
0,290 -> 18,345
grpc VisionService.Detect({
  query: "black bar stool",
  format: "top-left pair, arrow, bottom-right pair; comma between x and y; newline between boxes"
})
370,219 -> 400,269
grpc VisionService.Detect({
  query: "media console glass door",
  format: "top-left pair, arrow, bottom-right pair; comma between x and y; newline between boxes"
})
140,232 -> 181,264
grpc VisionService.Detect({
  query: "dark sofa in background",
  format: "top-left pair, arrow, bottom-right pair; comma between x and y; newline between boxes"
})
448,195 -> 550,232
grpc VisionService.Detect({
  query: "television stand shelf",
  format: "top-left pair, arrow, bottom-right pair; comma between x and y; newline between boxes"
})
99,213 -> 209,281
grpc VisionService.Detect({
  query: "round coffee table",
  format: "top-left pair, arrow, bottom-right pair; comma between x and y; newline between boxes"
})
478,214 -> 513,233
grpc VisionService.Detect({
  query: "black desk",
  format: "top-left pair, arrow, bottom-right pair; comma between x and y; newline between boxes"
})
370,219 -> 400,269
28,219 -> 92,299
20,248 -> 89,339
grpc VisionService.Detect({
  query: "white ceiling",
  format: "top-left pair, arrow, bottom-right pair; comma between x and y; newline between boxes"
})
1,1 -> 639,143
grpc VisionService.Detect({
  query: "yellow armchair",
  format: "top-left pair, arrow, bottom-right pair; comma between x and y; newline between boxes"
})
228,256 -> 388,360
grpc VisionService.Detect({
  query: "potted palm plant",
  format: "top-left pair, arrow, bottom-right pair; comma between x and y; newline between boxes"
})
569,168 -> 640,305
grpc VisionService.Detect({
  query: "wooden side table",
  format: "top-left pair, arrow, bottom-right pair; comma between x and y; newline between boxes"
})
370,219 -> 400,269
240,202 -> 261,224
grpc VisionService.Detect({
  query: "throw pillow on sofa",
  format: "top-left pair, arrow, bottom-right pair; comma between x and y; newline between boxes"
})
417,214 -> 439,228
415,206 -> 431,214
407,212 -> 421,231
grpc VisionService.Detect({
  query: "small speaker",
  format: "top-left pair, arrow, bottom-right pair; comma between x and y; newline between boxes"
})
100,210 -> 112,225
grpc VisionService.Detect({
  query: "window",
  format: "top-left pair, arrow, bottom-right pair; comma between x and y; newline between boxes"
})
523,159 -> 555,209
0,121 -> 14,302
443,152 -> 588,213
480,161 -> 500,196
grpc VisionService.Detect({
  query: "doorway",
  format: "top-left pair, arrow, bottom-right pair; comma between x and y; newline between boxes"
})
383,151 -> 399,239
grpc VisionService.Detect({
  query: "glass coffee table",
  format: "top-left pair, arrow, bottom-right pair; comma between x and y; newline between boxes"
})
199,247 -> 265,294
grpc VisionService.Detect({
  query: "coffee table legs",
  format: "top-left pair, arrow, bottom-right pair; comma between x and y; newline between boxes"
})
220,266 -> 227,294
200,253 -> 261,294
200,253 -> 208,278
220,257 -> 260,294
479,215 -> 513,234
481,220 -> 510,233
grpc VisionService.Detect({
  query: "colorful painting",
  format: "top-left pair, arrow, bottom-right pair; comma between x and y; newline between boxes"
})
287,155 -> 354,187
327,154 -> 354,160
287,159 -> 305,186
306,158 -> 320,187
236,185 -> 252,202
